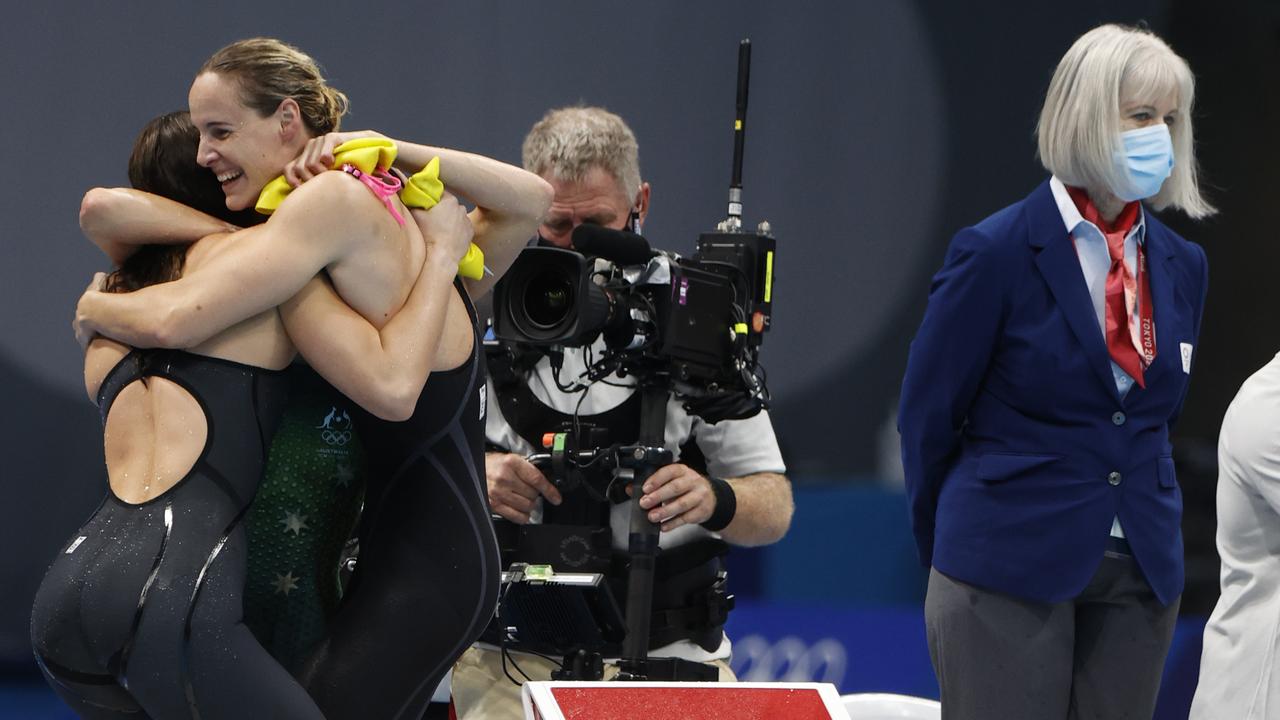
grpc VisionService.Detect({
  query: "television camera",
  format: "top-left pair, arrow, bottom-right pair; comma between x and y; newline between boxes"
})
486,38 -> 775,682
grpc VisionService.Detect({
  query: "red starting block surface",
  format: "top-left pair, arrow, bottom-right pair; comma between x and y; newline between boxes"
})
522,681 -> 850,720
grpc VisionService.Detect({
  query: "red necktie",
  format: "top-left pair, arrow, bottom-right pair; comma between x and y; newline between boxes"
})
1066,186 -> 1151,390
1102,231 -> 1146,389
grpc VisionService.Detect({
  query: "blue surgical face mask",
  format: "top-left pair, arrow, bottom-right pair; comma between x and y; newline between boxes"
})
1112,124 -> 1174,201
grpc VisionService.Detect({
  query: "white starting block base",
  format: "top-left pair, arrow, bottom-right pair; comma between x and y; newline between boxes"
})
840,693 -> 941,719
522,681 -> 851,720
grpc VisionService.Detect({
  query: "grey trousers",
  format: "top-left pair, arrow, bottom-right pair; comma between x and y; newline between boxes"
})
925,554 -> 1179,720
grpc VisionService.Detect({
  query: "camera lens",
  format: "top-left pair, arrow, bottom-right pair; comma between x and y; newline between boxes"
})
523,268 -> 575,330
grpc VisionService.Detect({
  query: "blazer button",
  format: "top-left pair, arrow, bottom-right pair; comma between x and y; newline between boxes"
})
1107,471 -> 1122,486
1112,411 -> 1126,426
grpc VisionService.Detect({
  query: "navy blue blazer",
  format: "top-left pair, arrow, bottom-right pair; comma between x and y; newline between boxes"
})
898,179 -> 1208,606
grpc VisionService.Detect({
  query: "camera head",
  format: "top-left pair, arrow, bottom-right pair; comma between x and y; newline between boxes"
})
492,223 -> 774,421
494,225 -> 667,349
494,37 -> 774,423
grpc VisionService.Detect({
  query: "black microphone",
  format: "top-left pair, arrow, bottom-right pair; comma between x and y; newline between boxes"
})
571,225 -> 654,265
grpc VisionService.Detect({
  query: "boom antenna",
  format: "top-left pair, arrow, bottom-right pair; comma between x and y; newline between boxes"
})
722,38 -> 751,232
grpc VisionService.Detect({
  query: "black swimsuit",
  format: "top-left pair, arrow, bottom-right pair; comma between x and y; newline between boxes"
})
29,349 -> 323,719
298,279 -> 502,720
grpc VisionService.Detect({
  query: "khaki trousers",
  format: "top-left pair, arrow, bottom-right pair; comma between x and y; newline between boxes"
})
451,646 -> 736,720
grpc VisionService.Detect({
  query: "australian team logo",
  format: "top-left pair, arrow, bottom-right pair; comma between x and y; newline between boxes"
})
316,407 -> 354,447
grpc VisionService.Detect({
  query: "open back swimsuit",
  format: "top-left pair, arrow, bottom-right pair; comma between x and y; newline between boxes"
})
30,349 -> 323,719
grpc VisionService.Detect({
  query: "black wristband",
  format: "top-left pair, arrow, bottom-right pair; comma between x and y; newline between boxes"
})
700,476 -> 738,532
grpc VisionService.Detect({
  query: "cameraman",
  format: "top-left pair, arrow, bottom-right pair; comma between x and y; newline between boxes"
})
450,106 -> 792,719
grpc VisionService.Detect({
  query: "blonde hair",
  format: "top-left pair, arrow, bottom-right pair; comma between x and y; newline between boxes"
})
1036,24 -> 1214,218
199,37 -> 349,136
522,106 -> 642,200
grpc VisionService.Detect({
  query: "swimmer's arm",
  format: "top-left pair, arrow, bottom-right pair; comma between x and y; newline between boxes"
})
390,143 -> 552,299
75,174 -> 368,349
281,252 -> 458,422
280,199 -> 473,420
286,132 -> 553,298
79,188 -> 235,266
83,337 -> 130,402
77,270 -> 129,401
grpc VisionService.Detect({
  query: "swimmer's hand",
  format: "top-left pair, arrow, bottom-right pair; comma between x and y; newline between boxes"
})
72,272 -> 109,351
411,192 -> 474,272
285,130 -> 387,187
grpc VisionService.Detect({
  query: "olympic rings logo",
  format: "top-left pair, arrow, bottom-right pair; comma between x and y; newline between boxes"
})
320,430 -> 353,446
730,634 -> 848,686
316,406 -> 354,447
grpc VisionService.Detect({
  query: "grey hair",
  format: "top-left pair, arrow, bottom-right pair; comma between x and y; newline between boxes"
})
1036,24 -> 1214,218
522,106 -> 642,200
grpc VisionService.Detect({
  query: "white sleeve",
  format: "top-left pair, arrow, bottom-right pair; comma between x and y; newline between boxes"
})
689,408 -> 787,479
1218,379 -> 1280,514
484,378 -> 536,456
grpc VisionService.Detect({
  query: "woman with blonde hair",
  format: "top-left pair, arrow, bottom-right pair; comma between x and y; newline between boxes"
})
68,37 -> 552,719
32,107 -> 477,718
898,24 -> 1211,718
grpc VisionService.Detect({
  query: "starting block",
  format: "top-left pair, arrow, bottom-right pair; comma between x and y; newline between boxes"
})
522,681 -> 851,720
